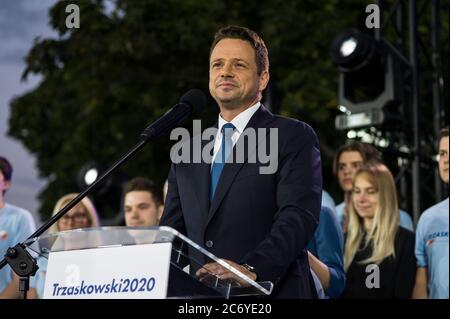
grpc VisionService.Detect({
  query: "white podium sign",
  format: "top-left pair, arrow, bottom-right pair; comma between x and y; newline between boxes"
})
43,242 -> 171,299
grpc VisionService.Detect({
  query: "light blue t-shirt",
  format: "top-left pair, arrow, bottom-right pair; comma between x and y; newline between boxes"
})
415,197 -> 449,299
398,209 -> 414,232
335,202 -> 414,232
336,202 -> 345,226
321,190 -> 337,215
0,203 -> 36,293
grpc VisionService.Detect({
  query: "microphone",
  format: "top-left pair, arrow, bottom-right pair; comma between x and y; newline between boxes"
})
141,89 -> 206,141
0,89 -> 207,294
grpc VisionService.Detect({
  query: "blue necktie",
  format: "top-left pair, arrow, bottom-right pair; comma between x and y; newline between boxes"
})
210,123 -> 235,201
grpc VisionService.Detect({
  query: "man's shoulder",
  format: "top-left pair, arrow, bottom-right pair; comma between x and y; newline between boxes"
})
269,116 -> 318,150
271,114 -> 315,133
2,203 -> 33,219
417,198 -> 449,231
420,198 -> 448,220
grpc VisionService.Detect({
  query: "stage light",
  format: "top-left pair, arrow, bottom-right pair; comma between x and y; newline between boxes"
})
84,167 -> 98,186
340,38 -> 357,57
331,29 -> 379,72
331,29 -> 404,130
77,162 -> 111,194
347,130 -> 357,139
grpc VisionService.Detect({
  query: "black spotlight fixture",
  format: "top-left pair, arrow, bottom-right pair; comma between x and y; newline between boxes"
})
77,161 -> 112,194
331,29 -> 404,130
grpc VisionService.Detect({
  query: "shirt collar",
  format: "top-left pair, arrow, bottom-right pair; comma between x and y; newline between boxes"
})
217,102 -> 261,134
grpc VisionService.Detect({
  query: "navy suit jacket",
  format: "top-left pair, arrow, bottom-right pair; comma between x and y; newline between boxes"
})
160,105 -> 322,298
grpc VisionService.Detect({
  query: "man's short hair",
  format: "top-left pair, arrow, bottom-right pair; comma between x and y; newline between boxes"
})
0,156 -> 13,181
210,25 -> 269,75
333,140 -> 382,175
123,177 -> 164,207
440,126 -> 449,139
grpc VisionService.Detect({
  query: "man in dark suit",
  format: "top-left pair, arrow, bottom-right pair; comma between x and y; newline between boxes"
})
160,25 -> 322,298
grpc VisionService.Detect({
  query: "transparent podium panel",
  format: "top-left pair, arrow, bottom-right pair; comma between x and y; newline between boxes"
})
26,226 -> 273,299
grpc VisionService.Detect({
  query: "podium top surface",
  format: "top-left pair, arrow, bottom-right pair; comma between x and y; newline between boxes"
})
26,226 -> 178,254
25,226 -> 273,296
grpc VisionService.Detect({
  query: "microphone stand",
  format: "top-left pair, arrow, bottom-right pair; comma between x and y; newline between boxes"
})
0,130 -> 157,299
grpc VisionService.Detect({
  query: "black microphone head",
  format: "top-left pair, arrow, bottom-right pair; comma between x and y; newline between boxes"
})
179,89 -> 206,114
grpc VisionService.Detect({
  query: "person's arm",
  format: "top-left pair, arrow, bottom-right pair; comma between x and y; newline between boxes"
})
199,122 -> 322,285
159,163 -> 187,234
0,273 -> 38,299
412,215 -> 428,299
313,207 -> 346,297
308,251 -> 330,289
412,267 -> 428,299
159,163 -> 190,269
0,273 -> 20,299
241,122 -> 322,283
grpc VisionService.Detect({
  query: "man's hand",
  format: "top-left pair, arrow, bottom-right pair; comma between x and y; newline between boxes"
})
196,259 -> 257,287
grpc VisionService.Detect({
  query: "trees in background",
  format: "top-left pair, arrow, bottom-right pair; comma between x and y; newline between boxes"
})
8,0 -> 448,222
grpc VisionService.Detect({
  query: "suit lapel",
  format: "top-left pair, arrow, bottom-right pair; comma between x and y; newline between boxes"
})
192,132 -> 214,224
206,105 -> 275,226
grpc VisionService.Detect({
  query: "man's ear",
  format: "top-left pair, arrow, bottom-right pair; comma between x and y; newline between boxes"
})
157,205 -> 164,221
258,71 -> 270,92
3,180 -> 11,192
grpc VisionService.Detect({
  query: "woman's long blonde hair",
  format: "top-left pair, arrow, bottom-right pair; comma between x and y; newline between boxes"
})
344,163 -> 399,271
48,193 -> 100,234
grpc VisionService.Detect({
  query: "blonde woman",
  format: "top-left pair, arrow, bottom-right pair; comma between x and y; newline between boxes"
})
32,194 -> 100,298
342,164 -> 415,298
48,193 -> 100,234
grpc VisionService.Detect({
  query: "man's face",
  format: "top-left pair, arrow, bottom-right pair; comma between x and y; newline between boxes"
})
209,38 -> 269,110
124,191 -> 162,227
439,136 -> 449,183
337,151 -> 364,192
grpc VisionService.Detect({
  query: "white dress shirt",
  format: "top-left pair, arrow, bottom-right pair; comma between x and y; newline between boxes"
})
211,102 -> 261,165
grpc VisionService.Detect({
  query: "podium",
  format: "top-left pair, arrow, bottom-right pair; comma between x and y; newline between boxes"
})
27,226 -> 273,299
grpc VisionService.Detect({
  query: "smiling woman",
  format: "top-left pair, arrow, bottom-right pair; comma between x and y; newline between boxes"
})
342,163 -> 416,298
48,193 -> 100,234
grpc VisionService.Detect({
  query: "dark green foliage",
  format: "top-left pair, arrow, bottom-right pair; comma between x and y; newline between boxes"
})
8,0 -> 448,221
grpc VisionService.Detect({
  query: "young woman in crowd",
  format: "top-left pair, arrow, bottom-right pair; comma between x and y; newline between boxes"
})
342,163 -> 416,298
